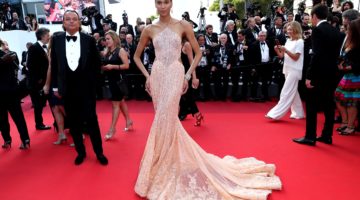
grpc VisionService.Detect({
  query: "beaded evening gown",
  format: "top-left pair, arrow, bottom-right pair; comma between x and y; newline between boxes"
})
135,27 -> 282,200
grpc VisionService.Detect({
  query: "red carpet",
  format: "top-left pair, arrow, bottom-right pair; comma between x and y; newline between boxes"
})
1,98 -> 360,200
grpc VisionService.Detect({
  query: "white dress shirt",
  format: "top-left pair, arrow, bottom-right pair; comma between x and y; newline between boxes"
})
260,41 -> 270,63
66,32 -> 81,71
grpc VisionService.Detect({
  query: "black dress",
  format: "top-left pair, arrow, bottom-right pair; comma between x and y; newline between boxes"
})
103,47 -> 125,101
179,51 -> 199,118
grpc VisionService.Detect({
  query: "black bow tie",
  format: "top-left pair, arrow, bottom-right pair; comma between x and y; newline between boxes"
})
42,45 -> 47,49
66,36 -> 77,42
261,42 -> 265,45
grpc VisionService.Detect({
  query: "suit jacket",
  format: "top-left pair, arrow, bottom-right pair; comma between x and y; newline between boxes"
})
27,42 -> 49,90
83,13 -> 104,34
244,27 -> 259,46
249,40 -> 274,65
50,32 -> 101,97
223,30 -> 237,46
205,32 -> 218,45
306,22 -> 341,86
10,19 -> 27,31
267,26 -> 287,46
0,50 -> 19,93
234,41 -> 250,66
120,24 -> 135,37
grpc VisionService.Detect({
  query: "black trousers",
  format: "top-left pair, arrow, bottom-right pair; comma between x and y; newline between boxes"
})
230,67 -> 241,101
0,92 -> 30,144
196,67 -> 211,100
30,89 -> 46,126
305,83 -> 336,140
179,80 -> 199,117
213,68 -> 230,100
257,63 -> 273,100
64,98 -> 103,157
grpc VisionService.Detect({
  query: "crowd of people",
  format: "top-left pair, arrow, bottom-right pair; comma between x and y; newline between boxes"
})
1,0 -> 360,157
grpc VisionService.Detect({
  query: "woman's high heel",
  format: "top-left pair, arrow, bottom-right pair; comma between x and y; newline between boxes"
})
340,126 -> 356,135
105,129 -> 117,140
2,141 -> 11,149
19,140 -> 30,150
124,121 -> 133,132
53,133 -> 67,145
194,113 -> 204,127
336,122 -> 347,132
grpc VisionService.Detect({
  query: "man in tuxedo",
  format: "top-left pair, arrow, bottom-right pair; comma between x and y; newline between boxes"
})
233,30 -> 250,101
293,4 -> 341,146
0,40 -> 30,149
10,12 -> 27,31
244,18 -> 259,46
51,10 -> 108,165
249,31 -> 274,101
27,28 -> 51,130
223,20 -> 237,46
267,16 -> 287,46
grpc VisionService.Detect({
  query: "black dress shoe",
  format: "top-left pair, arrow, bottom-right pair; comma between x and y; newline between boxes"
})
97,154 -> 108,165
317,136 -> 333,144
36,125 -> 51,130
292,137 -> 316,146
74,155 -> 86,165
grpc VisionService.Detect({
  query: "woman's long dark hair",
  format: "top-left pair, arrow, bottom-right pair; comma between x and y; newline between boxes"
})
347,18 -> 360,50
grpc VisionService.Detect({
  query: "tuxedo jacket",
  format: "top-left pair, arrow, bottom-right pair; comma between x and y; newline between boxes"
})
267,26 -> 287,46
10,19 -> 27,31
233,41 -> 250,66
27,42 -> 49,90
306,22 -> 341,86
249,40 -> 275,65
244,27 -> 259,46
0,50 -> 19,93
223,30 -> 237,46
50,32 -> 101,97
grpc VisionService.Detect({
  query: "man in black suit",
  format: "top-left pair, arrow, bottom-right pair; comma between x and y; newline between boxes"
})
10,12 -> 27,31
223,20 -> 237,46
249,31 -> 275,101
293,4 -> 342,146
267,16 -> 287,46
27,28 -> 51,130
244,17 -> 260,46
51,10 -> 108,165
0,40 -> 30,149
119,15 -> 134,37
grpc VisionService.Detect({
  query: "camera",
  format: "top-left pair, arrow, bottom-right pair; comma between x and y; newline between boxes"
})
82,6 -> 98,18
122,11 -> 128,20
297,1 -> 306,15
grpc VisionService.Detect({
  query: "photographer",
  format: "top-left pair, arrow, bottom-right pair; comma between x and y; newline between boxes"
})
218,3 -> 228,32
82,6 -> 104,35
182,12 -> 198,30
105,14 -> 117,32
120,11 -> 134,37
0,39 -> 30,149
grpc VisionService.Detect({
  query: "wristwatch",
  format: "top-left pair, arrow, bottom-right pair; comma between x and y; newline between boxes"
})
184,74 -> 191,81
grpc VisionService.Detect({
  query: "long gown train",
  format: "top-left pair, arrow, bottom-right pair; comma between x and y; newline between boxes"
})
135,27 -> 281,200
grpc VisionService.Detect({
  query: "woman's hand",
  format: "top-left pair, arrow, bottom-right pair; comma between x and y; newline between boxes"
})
182,79 -> 189,94
145,77 -> 151,96
101,64 -> 113,71
192,78 -> 200,89
43,85 -> 50,95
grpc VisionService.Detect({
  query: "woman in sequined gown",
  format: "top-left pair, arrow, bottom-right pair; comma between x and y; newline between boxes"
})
132,0 -> 282,199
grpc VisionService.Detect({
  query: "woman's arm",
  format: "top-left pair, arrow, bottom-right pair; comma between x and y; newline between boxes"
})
183,21 -> 201,79
134,26 -> 151,79
118,48 -> 129,70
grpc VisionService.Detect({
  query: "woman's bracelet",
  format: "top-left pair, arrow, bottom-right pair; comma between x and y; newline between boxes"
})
185,74 -> 191,81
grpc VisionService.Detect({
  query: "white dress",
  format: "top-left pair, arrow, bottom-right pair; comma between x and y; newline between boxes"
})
134,26 -> 281,200
266,39 -> 305,120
